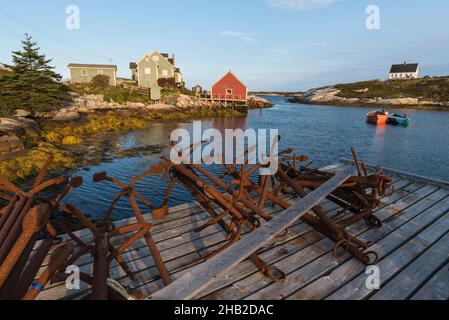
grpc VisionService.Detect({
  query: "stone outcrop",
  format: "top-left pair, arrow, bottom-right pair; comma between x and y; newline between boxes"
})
28,91 -> 273,122
0,117 -> 39,137
0,118 -> 36,154
146,103 -> 177,111
301,87 -> 342,103
14,109 -> 32,118
247,95 -> 273,109
52,109 -> 81,122
367,98 -> 420,106
175,94 -> 193,109
0,135 -> 23,153
290,86 -> 432,108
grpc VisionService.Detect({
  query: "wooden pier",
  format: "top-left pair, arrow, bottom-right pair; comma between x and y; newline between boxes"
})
200,94 -> 248,109
36,161 -> 449,300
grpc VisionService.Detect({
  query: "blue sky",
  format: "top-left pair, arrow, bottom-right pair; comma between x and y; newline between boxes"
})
1,0 -> 449,91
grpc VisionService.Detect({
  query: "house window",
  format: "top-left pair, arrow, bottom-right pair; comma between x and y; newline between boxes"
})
226,89 -> 233,95
162,69 -> 168,76
144,68 -> 151,75
81,69 -> 88,77
152,55 -> 159,62
97,70 -> 104,75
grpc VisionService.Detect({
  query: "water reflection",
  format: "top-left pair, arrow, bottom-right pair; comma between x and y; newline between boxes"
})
64,97 -> 449,221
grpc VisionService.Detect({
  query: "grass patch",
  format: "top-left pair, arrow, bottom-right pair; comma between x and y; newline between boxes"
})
69,83 -> 151,104
335,76 -> 449,102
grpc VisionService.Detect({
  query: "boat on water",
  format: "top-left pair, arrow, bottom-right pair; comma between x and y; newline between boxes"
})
388,113 -> 411,127
366,110 -> 389,125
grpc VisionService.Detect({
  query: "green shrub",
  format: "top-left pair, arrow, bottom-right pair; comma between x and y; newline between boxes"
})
335,76 -> 449,102
158,77 -> 176,88
91,74 -> 110,89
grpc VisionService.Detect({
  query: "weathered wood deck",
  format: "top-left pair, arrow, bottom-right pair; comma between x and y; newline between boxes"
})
36,161 -> 449,300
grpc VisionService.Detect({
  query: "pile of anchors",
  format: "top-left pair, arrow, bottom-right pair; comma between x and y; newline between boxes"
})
0,146 -> 394,300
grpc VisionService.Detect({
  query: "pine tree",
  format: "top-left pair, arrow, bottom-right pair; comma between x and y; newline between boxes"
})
0,34 -> 68,116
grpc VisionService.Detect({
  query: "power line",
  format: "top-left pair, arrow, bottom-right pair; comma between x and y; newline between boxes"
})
0,23 -> 89,63
0,8 -> 115,63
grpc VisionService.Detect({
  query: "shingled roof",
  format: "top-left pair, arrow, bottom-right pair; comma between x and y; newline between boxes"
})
390,63 -> 419,73
68,63 -> 117,70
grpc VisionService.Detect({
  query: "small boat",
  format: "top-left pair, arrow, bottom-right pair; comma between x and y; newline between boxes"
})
367,110 -> 389,125
388,113 -> 411,127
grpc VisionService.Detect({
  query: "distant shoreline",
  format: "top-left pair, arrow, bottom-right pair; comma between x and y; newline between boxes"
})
285,78 -> 449,111
250,92 -> 303,97
287,98 -> 449,111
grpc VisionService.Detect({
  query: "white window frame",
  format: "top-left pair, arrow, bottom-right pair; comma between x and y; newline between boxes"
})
144,67 -> 152,75
97,70 -> 104,75
226,88 -> 233,95
152,55 -> 160,62
81,69 -> 88,77
162,69 -> 168,76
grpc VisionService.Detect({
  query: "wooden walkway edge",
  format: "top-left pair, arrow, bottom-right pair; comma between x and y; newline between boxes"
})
149,166 -> 354,300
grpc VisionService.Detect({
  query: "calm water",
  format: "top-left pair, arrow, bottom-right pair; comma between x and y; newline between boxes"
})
64,96 -> 449,221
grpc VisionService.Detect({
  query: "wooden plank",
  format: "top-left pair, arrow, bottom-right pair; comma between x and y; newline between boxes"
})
32,200 -> 204,250
126,204 -> 348,298
208,181 -> 427,300
286,188 -> 449,300
38,196 -> 315,299
38,165 -> 357,300
37,170 -> 407,300
104,175 -> 408,300
199,178 -> 419,300
149,166 -> 355,300
242,184 -> 440,300
371,230 -> 449,300
326,203 -> 449,300
411,261 -> 449,300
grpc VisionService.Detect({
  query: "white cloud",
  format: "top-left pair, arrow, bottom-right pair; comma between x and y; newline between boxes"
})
219,31 -> 259,45
307,42 -> 330,48
266,0 -> 337,11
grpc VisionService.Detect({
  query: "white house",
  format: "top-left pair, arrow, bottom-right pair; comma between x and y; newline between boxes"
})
389,62 -> 419,80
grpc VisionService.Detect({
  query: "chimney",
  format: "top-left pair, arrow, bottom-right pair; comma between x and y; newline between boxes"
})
172,53 -> 175,66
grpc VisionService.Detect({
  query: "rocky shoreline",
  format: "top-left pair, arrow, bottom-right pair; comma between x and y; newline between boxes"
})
0,93 -> 272,182
289,87 -> 449,110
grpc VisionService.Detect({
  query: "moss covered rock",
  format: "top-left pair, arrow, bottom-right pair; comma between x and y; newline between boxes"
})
62,136 -> 83,145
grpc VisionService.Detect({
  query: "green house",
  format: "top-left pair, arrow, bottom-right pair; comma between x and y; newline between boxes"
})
68,64 -> 118,86
130,51 -> 184,88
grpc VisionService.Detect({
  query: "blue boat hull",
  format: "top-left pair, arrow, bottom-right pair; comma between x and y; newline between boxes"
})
388,116 -> 410,127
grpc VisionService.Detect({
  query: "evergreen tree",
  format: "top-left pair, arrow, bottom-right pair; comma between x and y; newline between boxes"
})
0,34 -> 68,116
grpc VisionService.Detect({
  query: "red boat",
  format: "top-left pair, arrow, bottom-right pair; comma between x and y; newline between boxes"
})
367,110 -> 389,125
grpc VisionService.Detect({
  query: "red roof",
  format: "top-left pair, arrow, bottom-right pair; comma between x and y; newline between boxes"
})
212,71 -> 247,89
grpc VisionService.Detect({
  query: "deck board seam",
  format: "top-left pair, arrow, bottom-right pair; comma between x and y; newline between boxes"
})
318,189 -> 448,300
405,246 -> 449,300
322,192 -> 449,300
366,219 -> 449,300
133,179 -> 415,298
198,180 -> 424,300
240,184 -> 440,300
